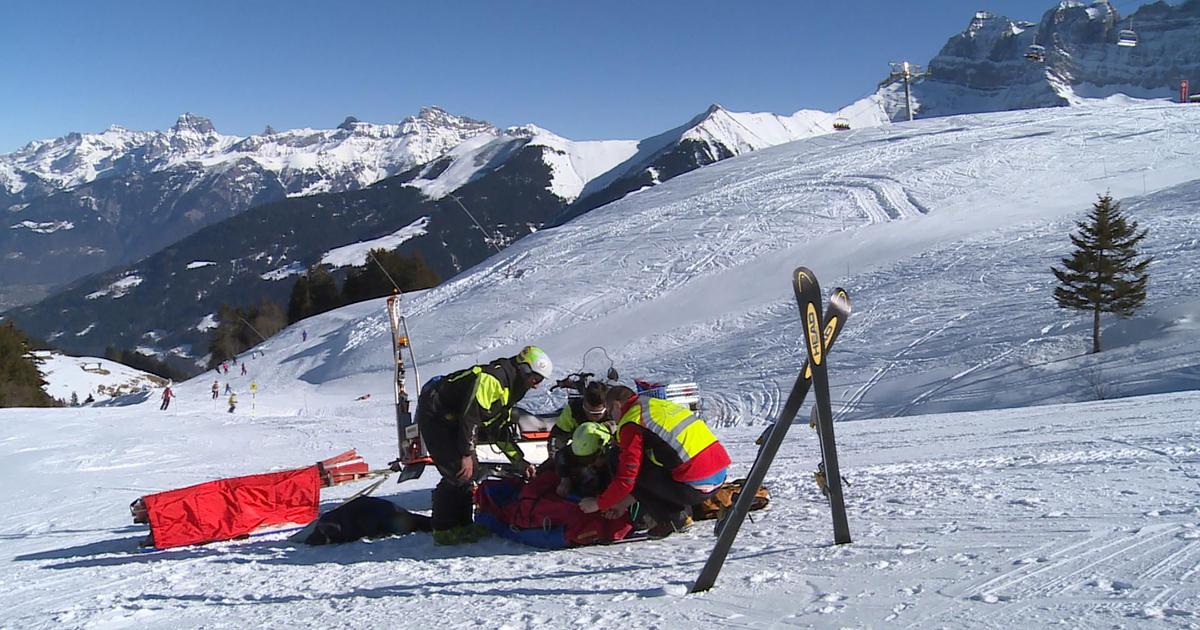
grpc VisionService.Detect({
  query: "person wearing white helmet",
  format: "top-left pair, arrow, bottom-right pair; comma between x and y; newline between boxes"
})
415,345 -> 553,544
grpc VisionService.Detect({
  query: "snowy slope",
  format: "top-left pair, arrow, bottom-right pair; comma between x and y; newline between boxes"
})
327,100 -> 1200,425
2,101 -> 1199,628
318,217 -> 432,268
1,347 -> 1197,627
32,350 -> 164,403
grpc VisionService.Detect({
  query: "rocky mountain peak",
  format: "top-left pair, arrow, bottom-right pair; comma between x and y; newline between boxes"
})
171,113 -> 216,134
405,106 -> 493,135
878,0 -> 1200,121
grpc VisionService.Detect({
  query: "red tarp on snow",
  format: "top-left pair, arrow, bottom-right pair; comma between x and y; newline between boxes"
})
141,466 -> 321,549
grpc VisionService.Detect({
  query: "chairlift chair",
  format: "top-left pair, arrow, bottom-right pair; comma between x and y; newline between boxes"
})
832,118 -> 851,131
1117,17 -> 1138,47
1024,44 -> 1046,62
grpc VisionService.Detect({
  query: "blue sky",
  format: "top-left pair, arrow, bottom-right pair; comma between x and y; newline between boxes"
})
0,0 -> 1148,152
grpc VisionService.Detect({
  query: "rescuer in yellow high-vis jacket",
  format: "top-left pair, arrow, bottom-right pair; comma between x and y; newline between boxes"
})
579,385 -> 730,539
416,345 -> 553,542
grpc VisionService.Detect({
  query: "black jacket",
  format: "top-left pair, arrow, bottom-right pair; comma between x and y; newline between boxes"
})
429,356 -> 531,459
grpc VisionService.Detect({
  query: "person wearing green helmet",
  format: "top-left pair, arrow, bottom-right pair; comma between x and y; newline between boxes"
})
552,421 -> 616,499
416,344 -> 553,544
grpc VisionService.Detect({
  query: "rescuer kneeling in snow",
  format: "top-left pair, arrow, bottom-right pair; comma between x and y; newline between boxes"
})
579,385 -> 731,539
416,345 -> 553,545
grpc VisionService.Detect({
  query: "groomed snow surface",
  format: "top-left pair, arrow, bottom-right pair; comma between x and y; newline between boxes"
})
2,101 -> 1199,628
2,372 -> 1197,627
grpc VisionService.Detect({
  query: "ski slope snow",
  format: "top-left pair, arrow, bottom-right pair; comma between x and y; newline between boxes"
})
2,100 -> 1199,628
333,99 -> 1200,426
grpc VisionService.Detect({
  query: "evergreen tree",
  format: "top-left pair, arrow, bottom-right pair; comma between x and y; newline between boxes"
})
0,321 -> 58,408
1051,193 -> 1152,353
248,299 -> 288,342
207,299 -> 288,367
287,273 -> 312,325
341,249 -> 440,304
287,264 -> 339,324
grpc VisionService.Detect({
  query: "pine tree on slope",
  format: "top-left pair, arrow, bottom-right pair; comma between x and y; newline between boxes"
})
1051,193 -> 1152,354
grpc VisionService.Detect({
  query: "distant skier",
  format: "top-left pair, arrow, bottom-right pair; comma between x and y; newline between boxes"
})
417,345 -> 553,544
223,362 -> 229,374
578,386 -> 730,539
241,363 -> 247,376
232,356 -> 237,366
160,385 -> 175,411
302,329 -> 308,342
225,383 -> 232,395
211,380 -> 219,400
228,392 -> 238,414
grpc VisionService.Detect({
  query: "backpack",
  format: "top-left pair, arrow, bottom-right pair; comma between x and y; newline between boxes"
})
692,478 -> 770,521
302,496 -> 431,545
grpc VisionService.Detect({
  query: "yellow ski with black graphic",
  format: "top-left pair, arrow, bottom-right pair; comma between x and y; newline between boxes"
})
692,267 -> 852,593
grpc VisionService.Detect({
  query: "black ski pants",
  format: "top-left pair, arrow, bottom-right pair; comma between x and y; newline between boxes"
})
631,455 -> 710,523
416,390 -> 480,531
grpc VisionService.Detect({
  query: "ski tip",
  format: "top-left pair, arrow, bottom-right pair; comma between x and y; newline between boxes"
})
831,287 -> 851,309
794,267 -> 816,288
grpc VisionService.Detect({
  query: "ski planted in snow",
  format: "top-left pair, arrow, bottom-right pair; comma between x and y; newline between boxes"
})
800,272 -> 851,545
753,285 -> 852,449
691,267 -> 852,593
386,290 -> 429,482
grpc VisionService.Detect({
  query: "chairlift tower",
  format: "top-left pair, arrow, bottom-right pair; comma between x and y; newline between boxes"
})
888,61 -> 927,122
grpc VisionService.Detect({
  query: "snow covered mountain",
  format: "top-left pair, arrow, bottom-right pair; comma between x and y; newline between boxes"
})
556,101 -> 886,224
3,132 -> 618,359
402,124 -> 638,203
0,108 -> 491,201
5,102 -> 892,361
0,108 -> 493,309
878,0 -> 1200,120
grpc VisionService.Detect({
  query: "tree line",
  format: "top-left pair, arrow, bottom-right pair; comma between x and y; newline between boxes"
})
205,249 -> 438,368
286,249 -> 439,324
0,322 -> 58,407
